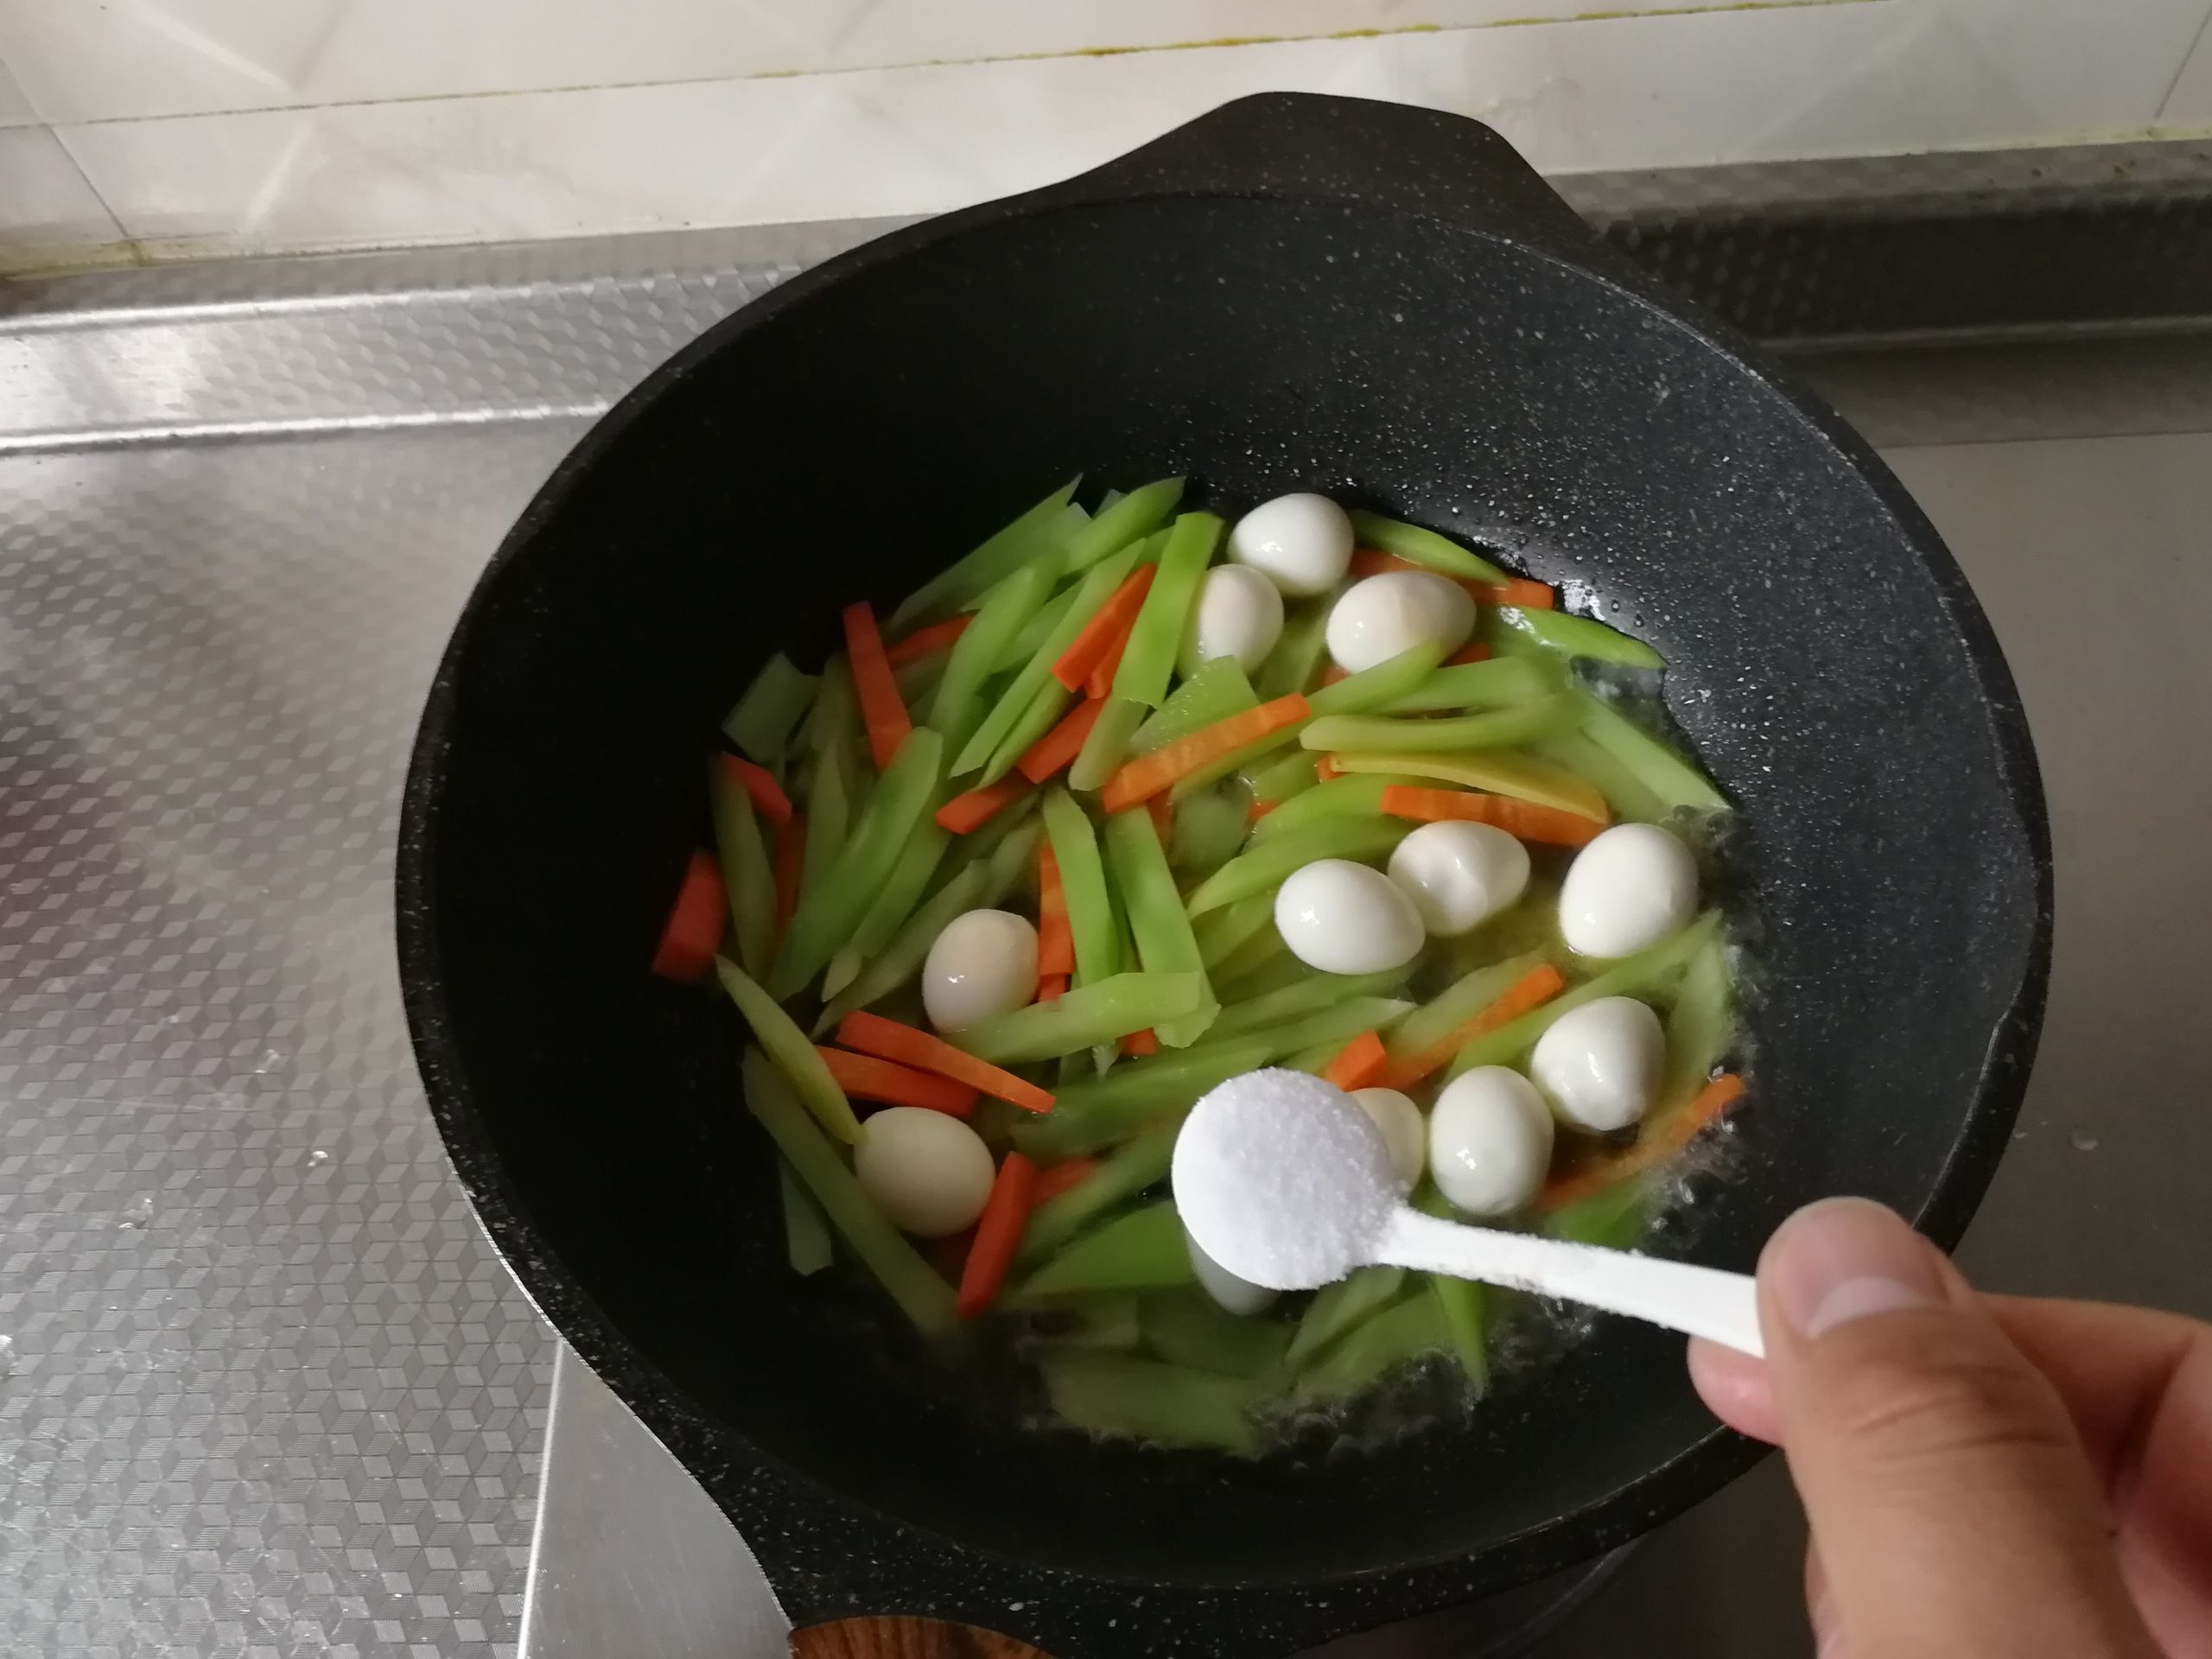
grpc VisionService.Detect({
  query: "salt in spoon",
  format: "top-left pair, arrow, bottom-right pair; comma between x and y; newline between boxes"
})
1173,1069 -> 1764,1357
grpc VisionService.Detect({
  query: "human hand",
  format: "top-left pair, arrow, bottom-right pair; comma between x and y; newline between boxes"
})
1688,1197 -> 2212,1658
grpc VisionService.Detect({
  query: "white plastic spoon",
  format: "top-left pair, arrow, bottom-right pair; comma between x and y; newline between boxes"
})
1172,1068 -> 1764,1357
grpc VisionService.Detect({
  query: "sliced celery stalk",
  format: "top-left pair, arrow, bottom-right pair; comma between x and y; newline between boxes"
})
1241,996 -> 1414,1061
1301,698 -> 1573,755
772,728 -> 945,995
1294,1290 -> 1450,1403
1070,696 -> 1149,791
1249,774 -> 1422,842
1445,912 -> 1722,1079
1328,748 -> 1610,823
1039,1350 -> 1259,1454
1169,782 -> 1250,882
1662,934 -> 1734,1109
709,762 -> 775,982
1014,1202 -> 1195,1300
1382,952 -> 1543,1079
1287,1266 -> 1408,1367
779,1160 -> 833,1276
1246,749 -> 1321,810
1142,1291 -> 1292,1379
718,960 -> 863,1142
953,970 -> 1204,1065
1575,690 -> 1728,812
814,818 -> 1039,1033
1346,510 -> 1509,583
1529,728 -> 1669,824
1543,1176 -> 1655,1251
889,477 -> 1079,632
722,653 -> 817,766
1380,655 -> 1556,715
928,558 -> 1055,755
1016,1123 -> 1178,1267
1192,891 -> 1276,973
1304,640 -> 1448,717
1130,657 -> 1260,754
1061,477 -> 1185,575
955,543 -> 1144,780
1481,604 -> 1664,670
1413,1187 -> 1489,1389
825,823 -> 951,996
1102,807 -> 1217,1048
1210,969 -> 1409,1039
1033,1294 -> 1143,1351
892,651 -> 946,709
1011,1035 -> 1275,1159
796,741 -> 855,923
1184,815 -> 1411,916
805,652 -> 861,762
1041,785 -> 1122,985
1209,925 -> 1294,996
1255,597 -> 1334,700
1110,512 -> 1224,709
742,1048 -> 952,1332
984,677 -> 1071,783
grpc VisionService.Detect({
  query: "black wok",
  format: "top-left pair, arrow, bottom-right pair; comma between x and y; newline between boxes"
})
397,93 -> 2049,1656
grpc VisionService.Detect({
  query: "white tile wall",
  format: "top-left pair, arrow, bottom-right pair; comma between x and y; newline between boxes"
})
0,124 -> 124,260
5,0 -> 2212,274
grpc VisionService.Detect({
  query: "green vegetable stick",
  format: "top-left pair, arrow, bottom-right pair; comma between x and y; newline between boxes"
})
1039,1350 -> 1259,1454
983,678 -> 1071,785
1287,1266 -> 1408,1368
719,960 -> 863,1141
1300,698 -> 1574,754
709,762 -> 776,981
1142,1291 -> 1292,1379
1169,783 -> 1249,882
1035,1294 -> 1144,1351
1575,690 -> 1728,811
816,819 -> 1039,1032
823,823 -> 950,998
889,477 -> 1079,632
1014,1202 -> 1195,1300
1305,641 -> 1449,717
892,650 -> 947,710
1380,654 -> 1558,715
1542,1175 -> 1655,1251
928,559 -> 1056,754
1529,728 -> 1669,824
1192,892 -> 1276,973
1382,953 -> 1544,1078
996,583 -> 1082,674
772,728 -> 944,996
1413,1186 -> 1489,1388
797,743 -> 855,923
1254,597 -> 1334,701
1445,912 -> 1722,1079
1294,1292 -> 1452,1403
1245,749 -> 1320,809
722,653 -> 817,767
1328,748 -> 1608,821
1249,774 -> 1423,842
1208,923 -> 1293,995
1016,1122 -> 1178,1266
1069,696 -> 1150,791
779,1160 -> 833,1276
1040,786 -> 1122,984
1184,816 -> 1412,916
1110,512 -> 1224,709
1241,996 -> 1414,1061
954,543 -> 1144,778
1481,604 -> 1664,671
1662,934 -> 1734,1109
1208,969 -> 1408,1039
1129,657 -> 1259,753
742,1048 -> 951,1332
953,970 -> 1205,1065
1345,510 -> 1509,583
1011,1035 -> 1275,1159
1102,807 -> 1217,1048
805,652 -> 861,760
1060,477 -> 1185,575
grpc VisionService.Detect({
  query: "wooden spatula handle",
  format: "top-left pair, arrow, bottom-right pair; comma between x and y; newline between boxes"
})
792,1616 -> 1052,1658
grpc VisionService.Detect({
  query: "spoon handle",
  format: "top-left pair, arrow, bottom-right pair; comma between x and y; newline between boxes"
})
1375,1208 -> 1765,1357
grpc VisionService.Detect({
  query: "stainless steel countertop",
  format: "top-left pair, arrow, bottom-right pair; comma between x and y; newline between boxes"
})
3,236 -> 2208,1659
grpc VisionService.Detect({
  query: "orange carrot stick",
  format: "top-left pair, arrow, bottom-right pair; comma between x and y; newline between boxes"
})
1034,973 -> 1069,1002
1446,642 -> 1493,666
1537,1074 -> 1746,1211
1147,795 -> 1174,842
650,850 -> 726,982
1470,577 -> 1555,610
1015,696 -> 1106,785
1030,1157 -> 1099,1207
1120,1027 -> 1160,1058
1382,963 -> 1567,1090
771,810 -> 805,944
816,1046 -> 979,1116
1319,1029 -> 1388,1091
936,775 -> 1029,834
1085,628 -> 1133,700
1315,753 -> 1345,781
1380,785 -> 1605,848
957,1152 -> 1039,1319
1052,564 -> 1157,691
842,600 -> 912,770
834,1010 -> 1056,1115
717,753 -> 793,826
1349,548 -> 1428,581
1098,694 -> 1313,814
1036,842 -> 1075,976
886,613 -> 971,667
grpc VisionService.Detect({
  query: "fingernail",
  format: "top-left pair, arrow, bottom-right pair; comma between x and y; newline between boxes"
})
1764,1197 -> 1944,1340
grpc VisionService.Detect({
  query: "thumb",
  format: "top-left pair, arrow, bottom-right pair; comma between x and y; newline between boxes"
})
1758,1198 -> 2158,1659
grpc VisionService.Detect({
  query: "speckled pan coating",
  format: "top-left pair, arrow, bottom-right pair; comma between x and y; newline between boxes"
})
398,93 -> 2050,1657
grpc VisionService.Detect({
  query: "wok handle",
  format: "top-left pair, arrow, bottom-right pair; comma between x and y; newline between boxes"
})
793,1617 -> 1052,1657
1034,92 -> 1600,262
